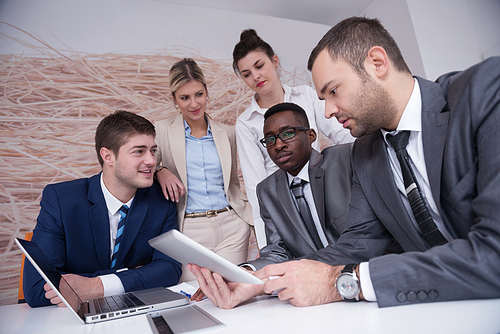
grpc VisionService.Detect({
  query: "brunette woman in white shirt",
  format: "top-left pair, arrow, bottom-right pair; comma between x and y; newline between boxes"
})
233,29 -> 354,248
155,58 -> 252,281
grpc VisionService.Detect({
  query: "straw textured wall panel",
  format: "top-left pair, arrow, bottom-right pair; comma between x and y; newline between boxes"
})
0,31 -> 317,305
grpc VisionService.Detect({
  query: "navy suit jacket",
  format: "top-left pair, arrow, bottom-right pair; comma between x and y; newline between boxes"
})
24,173 -> 182,307
306,57 -> 500,307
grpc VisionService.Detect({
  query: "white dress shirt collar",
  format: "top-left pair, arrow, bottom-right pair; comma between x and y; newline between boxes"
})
286,160 -> 310,186
381,78 -> 421,141
100,173 -> 134,215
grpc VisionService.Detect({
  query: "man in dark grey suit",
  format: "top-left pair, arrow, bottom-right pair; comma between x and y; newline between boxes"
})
241,102 -> 352,271
258,17 -> 500,307
190,16 -> 500,309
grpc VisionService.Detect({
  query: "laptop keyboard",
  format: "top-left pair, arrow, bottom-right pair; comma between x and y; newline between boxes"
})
94,293 -> 145,313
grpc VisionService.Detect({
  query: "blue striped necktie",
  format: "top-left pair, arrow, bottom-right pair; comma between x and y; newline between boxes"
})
111,204 -> 129,269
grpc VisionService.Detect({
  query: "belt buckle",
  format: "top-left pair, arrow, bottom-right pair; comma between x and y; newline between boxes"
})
206,210 -> 217,218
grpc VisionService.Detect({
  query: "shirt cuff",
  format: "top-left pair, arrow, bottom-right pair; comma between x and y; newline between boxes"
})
99,274 -> 125,297
239,263 -> 257,271
359,262 -> 377,302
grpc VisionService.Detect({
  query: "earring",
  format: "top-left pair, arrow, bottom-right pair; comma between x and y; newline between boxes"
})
174,104 -> 179,110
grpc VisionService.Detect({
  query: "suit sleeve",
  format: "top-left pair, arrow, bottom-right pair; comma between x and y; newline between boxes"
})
246,182 -> 295,270
302,159 -> 393,265
24,185 -> 69,307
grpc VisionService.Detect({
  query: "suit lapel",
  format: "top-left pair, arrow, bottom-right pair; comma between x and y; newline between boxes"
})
417,77 -> 450,212
308,150 -> 326,230
276,170 -> 318,251
169,115 -> 187,186
209,119 -> 231,193
87,173 -> 111,269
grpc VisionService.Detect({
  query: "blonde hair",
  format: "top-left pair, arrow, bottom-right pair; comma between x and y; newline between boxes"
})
169,58 -> 208,97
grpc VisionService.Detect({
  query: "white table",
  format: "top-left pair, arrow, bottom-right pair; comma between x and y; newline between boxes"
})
2,294 -> 500,334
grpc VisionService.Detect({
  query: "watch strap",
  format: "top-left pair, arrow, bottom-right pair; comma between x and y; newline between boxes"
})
341,263 -> 357,274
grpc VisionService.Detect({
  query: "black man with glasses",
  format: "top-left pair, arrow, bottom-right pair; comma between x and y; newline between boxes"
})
188,102 -> 354,308
236,102 -> 354,271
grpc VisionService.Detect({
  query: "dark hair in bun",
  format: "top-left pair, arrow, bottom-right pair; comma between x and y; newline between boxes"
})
232,29 -> 276,75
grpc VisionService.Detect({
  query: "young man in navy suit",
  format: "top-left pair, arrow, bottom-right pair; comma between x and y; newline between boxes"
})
24,110 -> 181,307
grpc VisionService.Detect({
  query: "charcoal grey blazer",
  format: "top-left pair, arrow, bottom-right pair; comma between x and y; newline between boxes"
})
306,57 -> 500,307
248,144 -> 353,270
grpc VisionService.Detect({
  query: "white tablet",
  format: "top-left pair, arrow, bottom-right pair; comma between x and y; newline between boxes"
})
149,230 -> 263,285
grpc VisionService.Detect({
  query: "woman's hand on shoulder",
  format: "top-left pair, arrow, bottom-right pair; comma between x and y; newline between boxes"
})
156,168 -> 185,202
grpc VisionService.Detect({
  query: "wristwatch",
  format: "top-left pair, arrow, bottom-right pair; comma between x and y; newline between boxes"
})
335,263 -> 360,302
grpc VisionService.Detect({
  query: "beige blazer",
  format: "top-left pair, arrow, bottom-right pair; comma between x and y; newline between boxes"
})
155,114 -> 253,231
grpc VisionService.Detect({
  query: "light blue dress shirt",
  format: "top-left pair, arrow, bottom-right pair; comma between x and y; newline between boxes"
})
184,119 -> 230,213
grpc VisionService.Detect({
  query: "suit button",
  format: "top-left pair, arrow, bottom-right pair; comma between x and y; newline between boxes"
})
396,292 -> 406,303
417,290 -> 427,300
428,290 -> 439,300
407,291 -> 417,301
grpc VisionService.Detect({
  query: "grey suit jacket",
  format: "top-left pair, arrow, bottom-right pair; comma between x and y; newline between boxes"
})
306,57 -> 500,307
154,114 -> 252,231
248,144 -> 353,270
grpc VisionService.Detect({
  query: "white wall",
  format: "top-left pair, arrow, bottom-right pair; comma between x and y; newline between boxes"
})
2,0 -> 498,81
0,0 -> 330,75
362,0 -> 427,78
365,0 -> 500,80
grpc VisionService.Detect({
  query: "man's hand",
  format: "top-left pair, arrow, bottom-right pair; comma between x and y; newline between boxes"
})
256,259 -> 343,307
156,168 -> 185,202
188,263 -> 265,309
43,283 -> 65,307
44,274 -> 104,307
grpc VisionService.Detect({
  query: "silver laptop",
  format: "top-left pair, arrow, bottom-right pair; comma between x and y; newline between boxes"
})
16,238 -> 188,324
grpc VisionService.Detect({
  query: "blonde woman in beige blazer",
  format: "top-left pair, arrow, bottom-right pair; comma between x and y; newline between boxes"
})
155,59 -> 252,281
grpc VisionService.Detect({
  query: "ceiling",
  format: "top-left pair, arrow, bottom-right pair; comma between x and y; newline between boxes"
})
158,0 -> 375,26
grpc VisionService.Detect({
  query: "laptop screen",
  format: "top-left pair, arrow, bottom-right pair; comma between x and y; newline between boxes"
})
17,238 -> 85,315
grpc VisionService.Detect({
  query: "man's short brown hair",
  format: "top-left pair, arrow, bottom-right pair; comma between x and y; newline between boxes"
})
308,17 -> 411,78
95,110 -> 155,167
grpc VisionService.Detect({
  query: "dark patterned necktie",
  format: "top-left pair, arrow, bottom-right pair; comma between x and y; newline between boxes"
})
111,205 -> 129,268
290,179 -> 323,249
387,131 -> 447,247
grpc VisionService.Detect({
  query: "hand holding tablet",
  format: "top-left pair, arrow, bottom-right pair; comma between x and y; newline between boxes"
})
149,230 -> 264,285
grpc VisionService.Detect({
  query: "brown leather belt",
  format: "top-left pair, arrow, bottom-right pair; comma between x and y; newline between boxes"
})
184,206 -> 232,218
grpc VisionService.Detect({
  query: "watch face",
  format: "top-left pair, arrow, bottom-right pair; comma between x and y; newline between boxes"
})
337,274 -> 359,299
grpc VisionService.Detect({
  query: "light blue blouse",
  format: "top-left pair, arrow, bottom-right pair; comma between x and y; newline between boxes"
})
184,119 -> 230,213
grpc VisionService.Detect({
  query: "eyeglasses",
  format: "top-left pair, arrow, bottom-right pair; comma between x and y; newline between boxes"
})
260,127 -> 309,148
